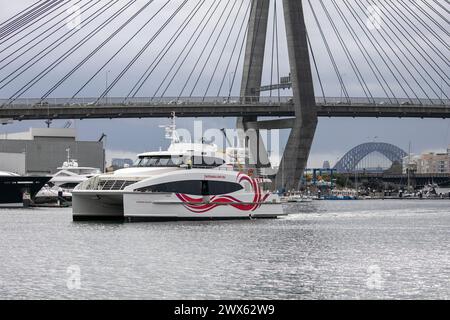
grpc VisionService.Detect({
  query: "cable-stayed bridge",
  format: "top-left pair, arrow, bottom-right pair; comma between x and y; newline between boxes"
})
0,0 -> 448,189
1,97 -> 450,120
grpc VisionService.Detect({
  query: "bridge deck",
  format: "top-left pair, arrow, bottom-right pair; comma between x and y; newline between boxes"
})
1,97 -> 449,120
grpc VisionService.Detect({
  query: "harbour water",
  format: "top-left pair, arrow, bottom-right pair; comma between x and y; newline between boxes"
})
0,200 -> 448,300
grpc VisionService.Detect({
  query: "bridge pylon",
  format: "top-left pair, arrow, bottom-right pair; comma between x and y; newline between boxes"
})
275,0 -> 318,190
239,0 -> 317,190
238,0 -> 271,169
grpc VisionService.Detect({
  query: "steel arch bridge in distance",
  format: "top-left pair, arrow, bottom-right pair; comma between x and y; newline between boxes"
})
334,142 -> 408,173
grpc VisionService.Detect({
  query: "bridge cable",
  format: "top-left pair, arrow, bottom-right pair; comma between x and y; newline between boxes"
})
269,0 -> 275,99
342,0 -> 414,103
176,0 -> 236,99
0,0 -> 112,89
400,0 -> 449,51
355,0 -> 434,104
242,0 -> 267,101
215,1 -> 251,97
368,0 -> 449,102
0,0 -> 59,38
274,0 -> 281,102
187,0 -> 240,98
409,0 -> 449,37
0,0 -> 89,70
202,0 -> 248,100
1,0 -> 130,105
381,0 -> 450,97
227,11 -> 252,100
423,0 -> 450,25
42,0 -> 160,101
391,0 -> 450,72
330,0 -> 395,103
307,0 -> 350,103
269,0 -> 282,101
0,0 -> 54,34
71,0 -> 169,99
126,0 -> 208,101
154,0 -> 222,99
0,0 -> 46,29
307,32 -> 327,104
0,0 -> 72,47
95,0 -> 190,104
319,0 -> 375,103
376,0 -> 450,81
0,0 -> 63,40
431,0 -> 450,16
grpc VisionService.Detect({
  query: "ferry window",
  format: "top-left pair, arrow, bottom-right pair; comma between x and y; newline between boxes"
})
137,180 -> 243,195
59,183 -> 79,189
147,158 -> 158,166
172,157 -> 183,165
139,180 -> 202,195
206,181 -> 243,195
159,158 -> 170,166
133,156 -> 182,167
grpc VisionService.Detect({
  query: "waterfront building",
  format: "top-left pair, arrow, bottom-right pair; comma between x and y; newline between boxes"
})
0,128 -> 104,175
403,149 -> 450,174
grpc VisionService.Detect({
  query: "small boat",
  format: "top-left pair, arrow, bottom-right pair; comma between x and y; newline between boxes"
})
34,185 -> 72,204
286,193 -> 313,203
323,189 -> 358,200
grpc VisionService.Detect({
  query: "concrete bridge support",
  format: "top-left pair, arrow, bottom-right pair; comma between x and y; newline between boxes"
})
238,0 -> 271,168
274,0 -> 318,190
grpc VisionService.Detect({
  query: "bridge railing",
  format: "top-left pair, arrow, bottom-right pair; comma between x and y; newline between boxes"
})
1,96 -> 448,107
315,96 -> 450,106
1,96 -> 292,107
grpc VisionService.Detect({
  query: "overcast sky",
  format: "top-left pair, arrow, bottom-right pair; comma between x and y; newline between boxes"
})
0,0 -> 449,167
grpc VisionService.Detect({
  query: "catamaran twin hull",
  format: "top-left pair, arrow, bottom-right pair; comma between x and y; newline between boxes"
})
72,171 -> 285,221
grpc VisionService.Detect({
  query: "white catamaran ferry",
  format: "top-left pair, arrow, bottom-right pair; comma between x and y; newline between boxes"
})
72,116 -> 284,221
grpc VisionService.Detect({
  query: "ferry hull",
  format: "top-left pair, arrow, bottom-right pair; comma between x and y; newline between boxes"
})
123,193 -> 285,220
72,191 -> 285,221
72,192 -> 124,221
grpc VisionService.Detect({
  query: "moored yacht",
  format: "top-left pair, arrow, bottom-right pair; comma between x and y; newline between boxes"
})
0,171 -> 51,207
72,117 -> 284,221
35,155 -> 102,204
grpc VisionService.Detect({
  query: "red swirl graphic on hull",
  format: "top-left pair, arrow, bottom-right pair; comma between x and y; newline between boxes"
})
176,173 -> 270,213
